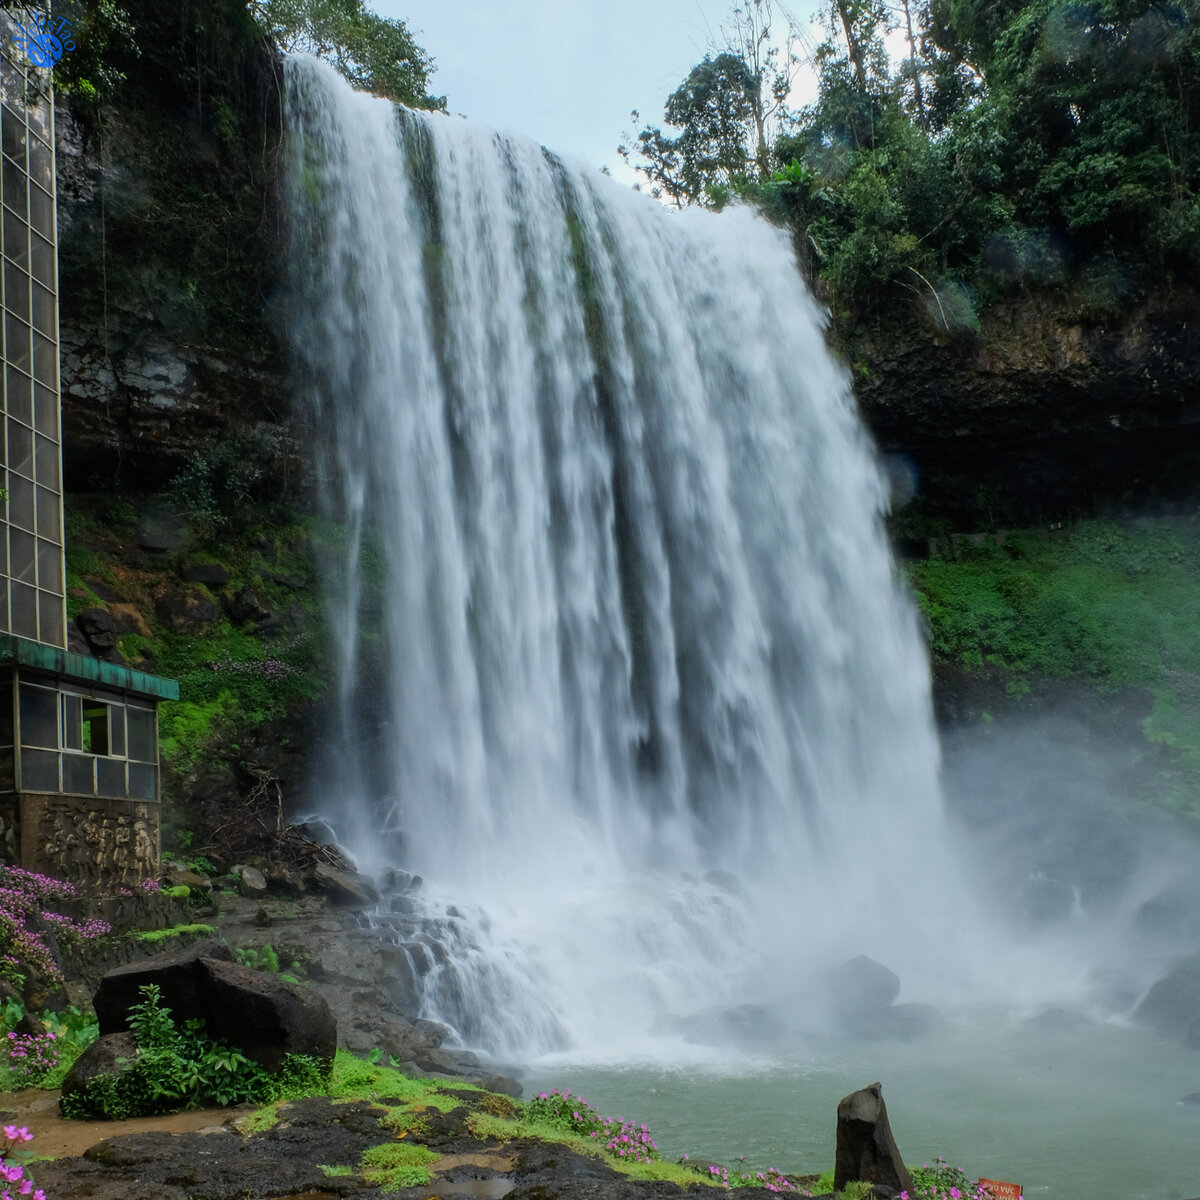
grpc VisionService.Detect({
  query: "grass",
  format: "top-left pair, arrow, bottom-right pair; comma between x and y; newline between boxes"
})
360,1141 -> 438,1191
134,923 -> 215,944
906,515 -> 1200,814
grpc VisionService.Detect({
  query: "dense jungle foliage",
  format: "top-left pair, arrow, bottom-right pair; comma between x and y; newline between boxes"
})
624,0 -> 1200,322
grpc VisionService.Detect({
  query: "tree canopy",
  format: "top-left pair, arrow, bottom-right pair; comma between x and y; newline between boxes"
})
624,0 -> 1200,320
249,0 -> 445,109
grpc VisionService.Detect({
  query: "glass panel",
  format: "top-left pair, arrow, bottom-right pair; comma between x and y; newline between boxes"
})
0,748 -> 13,793
108,705 -> 126,757
29,232 -> 52,287
5,365 -> 30,423
9,581 -> 35,638
3,258 -> 28,322
36,540 -> 60,592
27,136 -> 50,195
6,417 -> 31,475
0,582 -> 7,633
61,692 -> 81,749
30,280 -> 52,334
128,761 -> 157,800
96,756 -> 125,798
35,486 -> 59,539
18,684 -> 56,748
26,105 -> 49,147
28,183 -> 51,240
62,752 -> 94,795
1,160 -> 26,218
37,589 -> 61,644
8,477 -> 33,533
0,674 -> 11,741
20,747 -> 57,791
8,527 -> 33,582
34,432 -> 56,484
127,706 -> 155,762
4,312 -> 29,372
1,207 -> 27,269
82,702 -> 110,755
32,382 -> 55,435
0,104 -> 25,165
32,332 -> 54,387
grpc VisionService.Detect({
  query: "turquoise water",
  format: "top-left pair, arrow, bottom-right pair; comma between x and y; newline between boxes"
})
525,1019 -> 1200,1199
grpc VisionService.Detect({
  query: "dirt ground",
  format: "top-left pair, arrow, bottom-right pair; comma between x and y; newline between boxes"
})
0,1086 -> 237,1159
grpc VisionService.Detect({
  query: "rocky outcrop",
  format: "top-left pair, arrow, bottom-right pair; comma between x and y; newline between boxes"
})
833,1082 -> 914,1195
93,939 -> 337,1072
844,288 -> 1200,530
1132,951 -> 1200,1042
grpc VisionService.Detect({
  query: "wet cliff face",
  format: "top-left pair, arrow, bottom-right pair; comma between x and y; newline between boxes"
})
54,0 -> 299,497
844,288 -> 1200,533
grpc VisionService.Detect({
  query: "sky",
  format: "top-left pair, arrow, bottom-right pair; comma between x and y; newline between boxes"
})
373,0 -> 826,183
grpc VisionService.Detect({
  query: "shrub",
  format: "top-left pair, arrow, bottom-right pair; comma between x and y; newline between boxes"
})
60,983 -> 327,1119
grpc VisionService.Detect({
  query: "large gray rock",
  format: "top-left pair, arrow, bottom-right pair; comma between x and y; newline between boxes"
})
95,939 -> 233,1034
308,862 -> 380,907
60,1032 -> 140,1103
679,1003 -> 784,1047
200,957 -> 337,1071
834,1082 -> 914,1195
1132,952 -> 1200,1040
93,940 -> 335,1073
825,955 -> 901,1032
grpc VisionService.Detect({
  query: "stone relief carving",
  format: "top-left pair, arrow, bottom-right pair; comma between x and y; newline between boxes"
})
22,795 -> 159,889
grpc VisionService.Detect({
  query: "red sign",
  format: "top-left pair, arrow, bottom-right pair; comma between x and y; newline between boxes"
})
978,1179 -> 1022,1200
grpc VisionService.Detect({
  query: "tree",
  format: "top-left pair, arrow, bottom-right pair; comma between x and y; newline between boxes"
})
248,0 -> 445,109
619,0 -> 804,206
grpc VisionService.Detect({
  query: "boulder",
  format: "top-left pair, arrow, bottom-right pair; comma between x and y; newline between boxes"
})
94,943 -> 335,1074
1132,952 -> 1200,1040
834,1082 -> 914,1196
153,587 -> 217,633
308,862 -> 380,907
180,562 -> 230,587
75,607 -> 118,658
226,586 -> 271,626
60,1032 -> 139,1102
95,940 -> 233,1035
1186,1015 -> 1200,1051
679,1003 -> 784,1047
199,958 -> 337,1072
825,956 -> 901,1031
237,865 -> 269,899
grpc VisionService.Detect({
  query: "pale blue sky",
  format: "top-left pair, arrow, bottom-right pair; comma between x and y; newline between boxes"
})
373,1 -> 825,178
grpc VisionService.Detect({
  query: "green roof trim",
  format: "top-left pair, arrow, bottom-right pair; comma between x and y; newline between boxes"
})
0,635 -> 179,700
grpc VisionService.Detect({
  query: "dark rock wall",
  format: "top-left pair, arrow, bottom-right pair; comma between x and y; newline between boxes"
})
845,289 -> 1200,531
55,0 -> 301,495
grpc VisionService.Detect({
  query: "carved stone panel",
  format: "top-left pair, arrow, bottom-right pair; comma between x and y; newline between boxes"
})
18,792 -> 159,891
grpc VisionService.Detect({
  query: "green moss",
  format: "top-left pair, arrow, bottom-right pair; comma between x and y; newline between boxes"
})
359,1141 -> 438,1191
906,516 -> 1200,813
134,923 -> 215,944
319,1164 -> 354,1177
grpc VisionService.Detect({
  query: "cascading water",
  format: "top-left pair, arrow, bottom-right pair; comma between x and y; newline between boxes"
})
284,56 -> 975,1059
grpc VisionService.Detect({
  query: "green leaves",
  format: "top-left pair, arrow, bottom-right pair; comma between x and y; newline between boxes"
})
248,0 -> 445,109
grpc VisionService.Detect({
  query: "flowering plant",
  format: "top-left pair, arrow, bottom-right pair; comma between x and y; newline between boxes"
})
527,1089 -> 660,1165
0,868 -> 114,984
0,1124 -> 46,1200
904,1158 -> 1022,1200
4,1032 -> 58,1083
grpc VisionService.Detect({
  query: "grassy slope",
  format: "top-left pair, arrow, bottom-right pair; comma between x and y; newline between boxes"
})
907,514 -> 1200,814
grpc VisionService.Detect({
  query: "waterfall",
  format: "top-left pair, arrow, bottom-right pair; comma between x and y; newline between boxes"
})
284,56 -> 967,1059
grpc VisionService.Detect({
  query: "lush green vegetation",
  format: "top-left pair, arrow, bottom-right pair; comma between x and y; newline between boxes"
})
60,983 -> 328,1119
248,0 -> 445,108
625,0 -> 1200,319
907,515 -> 1200,811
